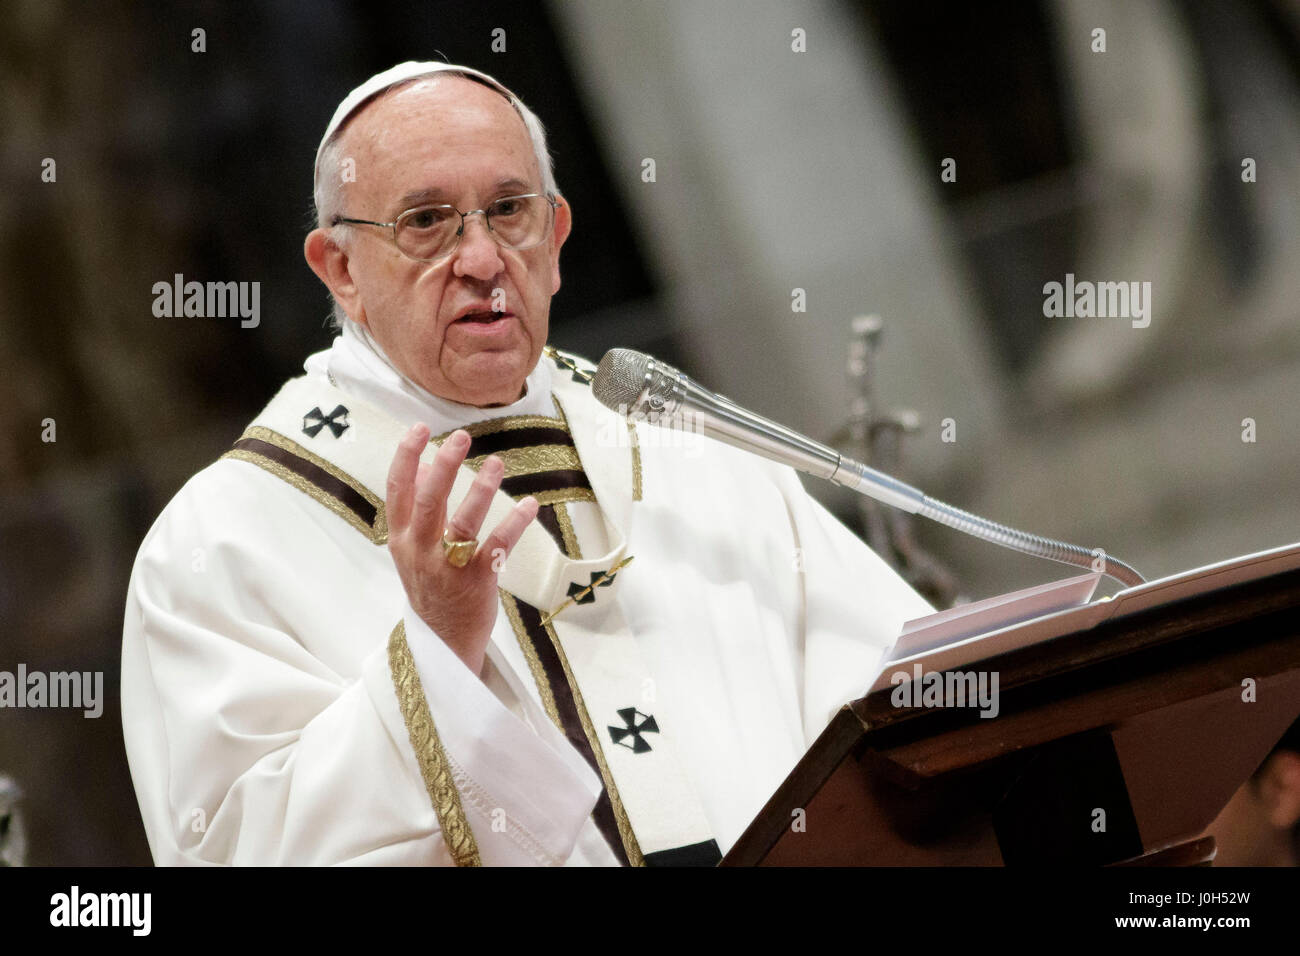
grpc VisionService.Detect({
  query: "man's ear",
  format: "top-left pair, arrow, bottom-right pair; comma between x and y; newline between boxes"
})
304,228 -> 365,326
549,195 -> 572,296
1261,751 -> 1300,829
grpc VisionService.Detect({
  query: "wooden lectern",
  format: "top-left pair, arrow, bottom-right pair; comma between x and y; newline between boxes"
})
722,547 -> 1300,866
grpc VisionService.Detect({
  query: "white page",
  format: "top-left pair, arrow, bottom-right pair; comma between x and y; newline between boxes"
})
868,541 -> 1300,695
880,571 -> 1101,667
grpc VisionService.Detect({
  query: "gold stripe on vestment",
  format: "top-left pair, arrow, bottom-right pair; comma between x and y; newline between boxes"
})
465,443 -> 583,479
498,591 -> 563,730
222,425 -> 388,544
387,621 -> 481,867
628,422 -> 642,502
497,591 -> 646,867
527,486 -> 597,507
430,414 -> 568,445
552,502 -> 583,560
539,612 -> 645,867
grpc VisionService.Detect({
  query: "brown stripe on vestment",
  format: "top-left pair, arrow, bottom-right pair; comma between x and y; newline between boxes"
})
504,595 -> 640,866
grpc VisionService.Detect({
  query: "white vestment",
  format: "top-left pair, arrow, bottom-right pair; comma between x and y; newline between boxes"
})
121,324 -> 933,865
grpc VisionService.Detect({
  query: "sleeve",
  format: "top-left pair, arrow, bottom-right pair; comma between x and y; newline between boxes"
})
774,467 -> 936,744
121,463 -> 601,866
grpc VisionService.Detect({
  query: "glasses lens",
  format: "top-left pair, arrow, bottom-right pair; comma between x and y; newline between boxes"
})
395,206 -> 460,260
488,195 -> 552,250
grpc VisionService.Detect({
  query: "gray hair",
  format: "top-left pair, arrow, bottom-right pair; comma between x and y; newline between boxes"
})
312,71 -> 559,331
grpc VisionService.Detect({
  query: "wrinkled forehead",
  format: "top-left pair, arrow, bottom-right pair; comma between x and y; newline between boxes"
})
318,72 -> 528,172
333,76 -> 539,196
336,73 -> 520,145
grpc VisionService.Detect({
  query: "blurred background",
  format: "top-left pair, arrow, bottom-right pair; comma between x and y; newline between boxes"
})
1,0 -> 1297,864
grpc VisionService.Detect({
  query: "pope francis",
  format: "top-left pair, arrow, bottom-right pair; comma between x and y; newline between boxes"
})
120,61 -> 933,866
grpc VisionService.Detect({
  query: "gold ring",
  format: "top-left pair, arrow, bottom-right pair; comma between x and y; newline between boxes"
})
442,534 -> 478,568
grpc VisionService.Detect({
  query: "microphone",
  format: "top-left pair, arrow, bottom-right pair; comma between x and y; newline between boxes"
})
592,348 -> 1145,588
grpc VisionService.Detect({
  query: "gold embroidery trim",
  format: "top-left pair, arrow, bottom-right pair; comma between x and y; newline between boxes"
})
387,621 -> 481,867
628,422 -> 643,502
551,390 -> 642,505
499,589 -> 645,866
222,426 -> 388,544
552,502 -> 583,560
499,592 -> 563,730
427,411 -> 593,504
530,486 -> 597,507
430,414 -> 568,446
466,443 -> 583,478
540,614 -> 645,867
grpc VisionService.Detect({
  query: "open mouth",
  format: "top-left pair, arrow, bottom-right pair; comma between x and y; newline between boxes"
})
455,309 -> 513,324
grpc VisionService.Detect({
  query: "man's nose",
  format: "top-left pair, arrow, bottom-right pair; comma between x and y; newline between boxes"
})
450,212 -> 504,280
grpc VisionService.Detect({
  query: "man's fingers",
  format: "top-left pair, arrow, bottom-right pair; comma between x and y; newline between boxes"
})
414,462 -> 433,490
445,455 -> 504,542
478,496 -> 539,574
386,423 -> 429,533
411,429 -> 471,551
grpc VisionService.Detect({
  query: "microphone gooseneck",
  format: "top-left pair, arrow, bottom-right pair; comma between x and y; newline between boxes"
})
592,348 -> 1145,589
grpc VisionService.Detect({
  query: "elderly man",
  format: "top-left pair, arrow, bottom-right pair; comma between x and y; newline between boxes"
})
121,61 -> 932,866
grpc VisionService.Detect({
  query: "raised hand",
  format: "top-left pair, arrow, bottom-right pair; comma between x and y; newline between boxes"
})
386,423 -> 539,676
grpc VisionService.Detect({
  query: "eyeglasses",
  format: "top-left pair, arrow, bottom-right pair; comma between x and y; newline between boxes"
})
331,193 -> 560,263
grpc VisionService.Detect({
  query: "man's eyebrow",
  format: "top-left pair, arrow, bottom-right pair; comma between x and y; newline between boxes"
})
392,179 -> 537,213
490,177 -> 533,195
392,188 -> 447,212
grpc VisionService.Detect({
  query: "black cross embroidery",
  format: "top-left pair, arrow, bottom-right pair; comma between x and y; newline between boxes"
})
302,405 -> 350,438
567,569 -> 619,605
541,556 -> 634,626
608,708 -> 658,753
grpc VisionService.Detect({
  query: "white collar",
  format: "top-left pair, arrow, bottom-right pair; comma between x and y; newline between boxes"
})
303,320 -> 556,434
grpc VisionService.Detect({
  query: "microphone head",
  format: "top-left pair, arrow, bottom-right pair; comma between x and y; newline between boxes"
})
593,348 -> 651,412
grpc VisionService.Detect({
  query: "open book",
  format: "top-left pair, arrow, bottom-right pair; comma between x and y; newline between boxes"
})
869,541 -> 1300,695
